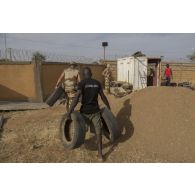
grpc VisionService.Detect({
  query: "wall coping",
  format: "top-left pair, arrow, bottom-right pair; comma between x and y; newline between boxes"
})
0,61 -> 32,65
162,61 -> 195,65
42,62 -> 105,67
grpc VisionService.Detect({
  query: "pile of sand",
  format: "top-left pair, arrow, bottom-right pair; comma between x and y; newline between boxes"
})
0,87 -> 195,162
110,87 -> 195,162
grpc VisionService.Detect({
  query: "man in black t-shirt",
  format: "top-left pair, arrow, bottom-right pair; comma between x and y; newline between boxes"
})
67,67 -> 110,161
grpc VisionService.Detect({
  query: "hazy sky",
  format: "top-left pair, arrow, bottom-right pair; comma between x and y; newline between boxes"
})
0,33 -> 195,60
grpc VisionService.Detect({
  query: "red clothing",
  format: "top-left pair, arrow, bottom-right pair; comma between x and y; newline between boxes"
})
165,68 -> 172,77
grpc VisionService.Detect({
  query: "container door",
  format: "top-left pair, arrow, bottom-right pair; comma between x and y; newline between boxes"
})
123,58 -> 128,82
117,59 -> 123,81
134,57 -> 147,90
127,57 -> 134,85
117,58 -> 128,82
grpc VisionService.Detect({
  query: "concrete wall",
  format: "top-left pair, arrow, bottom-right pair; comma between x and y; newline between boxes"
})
41,62 -> 105,100
8,60 -> 195,102
0,61 -> 106,102
41,62 -> 69,100
161,62 -> 195,84
0,62 -> 37,101
79,64 -> 105,82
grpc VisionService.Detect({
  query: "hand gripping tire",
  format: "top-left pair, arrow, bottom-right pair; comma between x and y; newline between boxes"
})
60,111 -> 86,149
101,107 -> 121,143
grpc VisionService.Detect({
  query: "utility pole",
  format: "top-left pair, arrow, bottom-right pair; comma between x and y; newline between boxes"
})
4,33 -> 7,60
8,48 -> 12,61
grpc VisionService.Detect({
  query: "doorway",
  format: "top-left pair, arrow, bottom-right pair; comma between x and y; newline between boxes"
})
147,58 -> 161,86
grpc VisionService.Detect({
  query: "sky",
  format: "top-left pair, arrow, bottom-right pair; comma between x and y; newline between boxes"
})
0,33 -> 195,61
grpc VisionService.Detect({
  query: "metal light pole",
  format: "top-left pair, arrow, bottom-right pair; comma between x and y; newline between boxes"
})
102,42 -> 108,62
103,47 -> 105,60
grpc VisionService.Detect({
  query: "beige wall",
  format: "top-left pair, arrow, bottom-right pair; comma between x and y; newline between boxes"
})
0,61 -> 106,102
41,63 -> 70,99
161,62 -> 195,83
4,60 -> 195,102
41,62 -> 105,100
0,62 -> 37,101
79,64 -> 105,83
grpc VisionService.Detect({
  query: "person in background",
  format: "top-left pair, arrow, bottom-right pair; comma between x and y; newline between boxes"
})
147,67 -> 155,86
56,62 -> 80,109
102,64 -> 112,94
164,64 -> 173,86
67,67 -> 110,161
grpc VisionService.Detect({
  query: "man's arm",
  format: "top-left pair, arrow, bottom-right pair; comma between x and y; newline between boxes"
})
102,68 -> 106,76
56,71 -> 64,88
77,72 -> 81,82
66,90 -> 81,118
99,89 -> 110,110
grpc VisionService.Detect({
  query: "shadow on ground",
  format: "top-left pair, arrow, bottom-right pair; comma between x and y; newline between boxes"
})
84,99 -> 134,159
0,116 -> 9,139
104,99 -> 134,159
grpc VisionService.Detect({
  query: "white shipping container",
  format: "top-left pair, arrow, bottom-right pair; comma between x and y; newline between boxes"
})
117,56 -> 148,90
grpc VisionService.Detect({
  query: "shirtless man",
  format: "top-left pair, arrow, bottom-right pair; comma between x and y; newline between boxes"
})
56,62 -> 80,110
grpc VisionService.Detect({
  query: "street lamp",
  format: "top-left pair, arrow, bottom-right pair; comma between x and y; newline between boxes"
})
102,42 -> 108,62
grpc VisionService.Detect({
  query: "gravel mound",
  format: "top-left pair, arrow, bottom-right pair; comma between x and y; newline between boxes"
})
1,87 -> 195,162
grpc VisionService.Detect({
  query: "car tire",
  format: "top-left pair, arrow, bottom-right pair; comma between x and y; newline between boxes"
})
46,86 -> 64,106
101,107 -> 121,142
60,111 -> 86,149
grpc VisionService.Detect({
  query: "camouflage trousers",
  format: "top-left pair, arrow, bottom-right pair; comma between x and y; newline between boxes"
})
64,85 -> 77,110
105,77 -> 111,93
82,111 -> 102,135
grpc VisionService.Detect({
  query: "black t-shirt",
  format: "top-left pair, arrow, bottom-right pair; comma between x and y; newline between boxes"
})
78,78 -> 101,114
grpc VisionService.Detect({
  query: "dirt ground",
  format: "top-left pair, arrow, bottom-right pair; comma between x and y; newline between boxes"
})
1,87 -> 195,163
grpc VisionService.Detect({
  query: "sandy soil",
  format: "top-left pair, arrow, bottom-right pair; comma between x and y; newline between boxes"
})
1,87 -> 195,163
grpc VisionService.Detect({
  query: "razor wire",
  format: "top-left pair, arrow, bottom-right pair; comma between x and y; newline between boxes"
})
0,48 -> 126,63
0,48 -> 100,63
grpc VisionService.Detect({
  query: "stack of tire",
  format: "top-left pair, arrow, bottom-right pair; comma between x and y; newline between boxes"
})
60,107 -> 121,149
